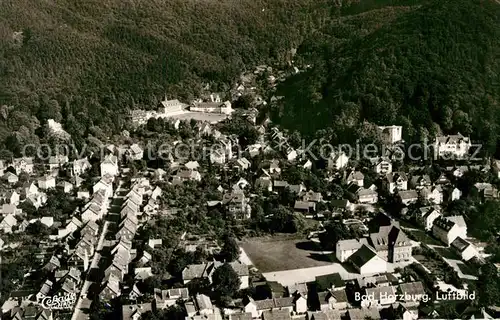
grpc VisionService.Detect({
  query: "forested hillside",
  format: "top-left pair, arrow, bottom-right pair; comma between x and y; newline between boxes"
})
0,0 -> 337,154
275,0 -> 500,154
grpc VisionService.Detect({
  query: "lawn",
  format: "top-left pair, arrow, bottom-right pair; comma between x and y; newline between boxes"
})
434,247 -> 462,260
456,262 -> 479,277
240,236 -> 333,273
408,229 -> 443,246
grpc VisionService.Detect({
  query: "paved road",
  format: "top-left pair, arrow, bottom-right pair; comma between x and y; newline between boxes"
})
71,220 -> 109,320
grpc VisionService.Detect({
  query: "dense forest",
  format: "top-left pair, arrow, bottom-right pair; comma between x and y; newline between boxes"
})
275,0 -> 500,154
0,0 -> 342,155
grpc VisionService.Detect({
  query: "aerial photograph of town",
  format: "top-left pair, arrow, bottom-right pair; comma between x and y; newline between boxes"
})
0,0 -> 500,319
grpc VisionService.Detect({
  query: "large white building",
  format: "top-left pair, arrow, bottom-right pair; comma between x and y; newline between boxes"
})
378,125 -> 402,144
434,133 -> 471,159
432,216 -> 467,246
336,238 -> 369,262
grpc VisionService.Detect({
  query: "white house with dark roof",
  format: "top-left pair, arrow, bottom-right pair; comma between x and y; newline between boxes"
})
346,171 -> 364,187
347,245 -> 387,275
12,157 -> 34,175
0,214 -> 18,233
397,190 -> 418,206
370,157 -> 392,175
38,175 -> 56,190
3,172 -> 18,184
328,151 -> 349,171
434,133 -> 471,159
415,206 -> 442,231
432,216 -> 465,245
385,172 -> 408,194
451,237 -> 478,261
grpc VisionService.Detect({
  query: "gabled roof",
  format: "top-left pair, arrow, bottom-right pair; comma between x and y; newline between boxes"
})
347,245 -> 377,269
398,281 -> 425,297
451,237 -> 472,252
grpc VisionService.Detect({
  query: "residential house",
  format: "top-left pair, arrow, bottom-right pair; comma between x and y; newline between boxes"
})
255,175 -> 273,192
330,199 -> 353,216
369,224 -> 412,263
445,215 -> 467,239
328,151 -> 349,171
347,307 -> 381,320
5,191 -> 20,205
72,158 -> 92,176
222,190 -> 251,219
12,157 -> 34,175
48,155 -> 69,171
346,171 -> 364,187
100,154 -> 119,176
434,133 -> 471,159
318,290 -> 348,311
361,286 -> 397,308
244,297 -> 294,319
116,219 -> 138,241
154,287 -> 189,309
397,190 -> 418,206
378,125 -> 403,144
446,187 -> 462,202
385,172 -> 408,194
0,214 -> 18,233
127,144 -> 143,161
434,173 -> 451,185
474,182 -> 499,200
93,175 -> 114,198
409,175 -> 432,190
190,101 -> 233,114
121,303 -> 152,320
234,157 -> 251,171
419,185 -> 443,204
354,186 -> 378,204
451,237 -> 478,261
336,239 -> 369,262
397,282 -> 426,306
38,175 -> 56,190
269,159 -> 281,174
43,256 -> 61,272
432,216 -> 465,245
415,206 -> 442,231
3,172 -> 19,184
182,261 -> 249,289
58,181 -> 74,193
294,200 -> 315,213
309,310 -> 342,320
370,157 -> 392,175
172,169 -> 202,184
315,273 -> 346,292
347,245 -> 387,275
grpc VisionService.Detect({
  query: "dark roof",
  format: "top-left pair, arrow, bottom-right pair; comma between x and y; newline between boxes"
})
398,282 -> 425,297
347,245 -> 377,269
433,216 -> 455,232
451,237 -> 471,252
315,273 -> 345,291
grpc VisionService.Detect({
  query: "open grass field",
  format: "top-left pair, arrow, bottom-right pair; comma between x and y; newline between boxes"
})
240,236 -> 334,273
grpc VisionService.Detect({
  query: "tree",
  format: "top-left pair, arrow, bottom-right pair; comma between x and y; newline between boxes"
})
318,220 -> 353,250
220,234 -> 239,262
211,263 -> 241,298
477,263 -> 500,307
